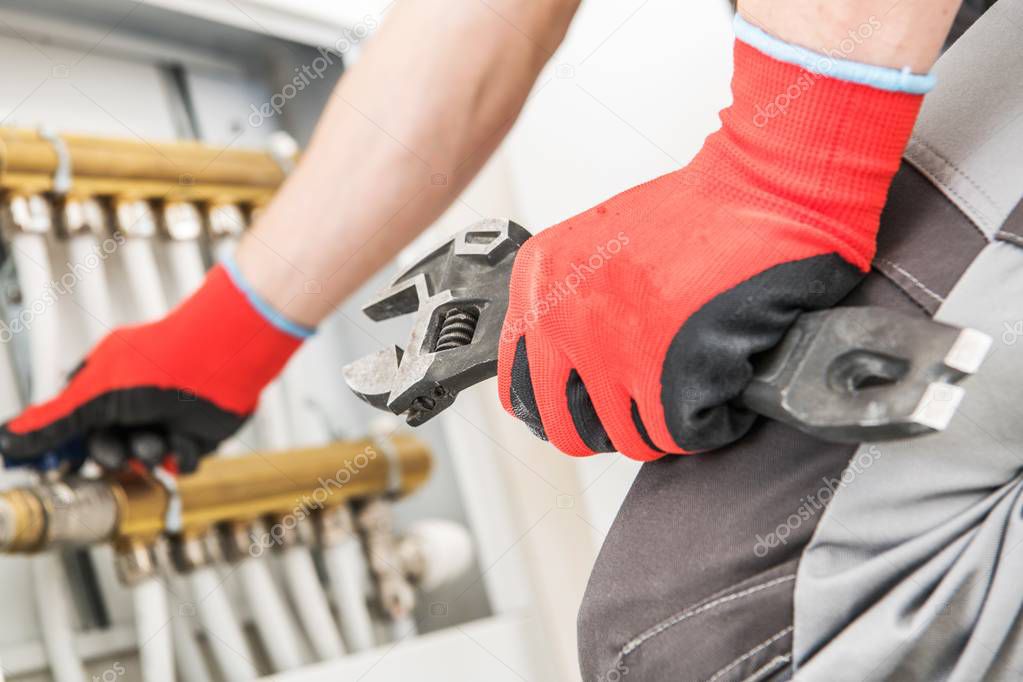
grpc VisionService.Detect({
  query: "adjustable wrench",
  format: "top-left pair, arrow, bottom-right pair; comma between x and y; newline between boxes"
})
343,219 -> 991,444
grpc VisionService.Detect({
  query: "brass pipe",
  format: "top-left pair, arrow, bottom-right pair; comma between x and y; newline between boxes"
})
0,128 -> 286,204
0,436 -> 432,553
0,488 -> 46,552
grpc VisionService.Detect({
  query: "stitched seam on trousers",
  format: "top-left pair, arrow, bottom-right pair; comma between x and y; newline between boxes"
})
739,654 -> 792,682
619,574 -> 796,658
904,140 -> 995,235
706,626 -> 794,682
871,267 -> 936,316
875,258 -> 944,303
911,137 -> 1002,213
671,568 -> 792,619
905,151 -> 989,232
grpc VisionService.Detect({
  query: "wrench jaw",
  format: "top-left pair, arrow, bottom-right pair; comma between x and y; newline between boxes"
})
343,219 -> 530,425
342,346 -> 403,411
744,309 -> 992,443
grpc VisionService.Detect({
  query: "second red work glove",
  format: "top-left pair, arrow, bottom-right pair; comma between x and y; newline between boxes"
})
0,259 -> 310,472
498,20 -> 927,461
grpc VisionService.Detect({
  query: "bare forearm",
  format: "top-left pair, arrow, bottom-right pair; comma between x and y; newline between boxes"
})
740,0 -> 961,72
235,0 -> 579,326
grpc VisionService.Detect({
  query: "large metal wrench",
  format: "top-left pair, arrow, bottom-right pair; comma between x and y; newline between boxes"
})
343,219 -> 992,443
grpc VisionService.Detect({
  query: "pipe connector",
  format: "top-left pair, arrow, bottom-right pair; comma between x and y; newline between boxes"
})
206,204 -> 246,239
58,196 -> 108,238
4,195 -> 53,234
218,519 -> 263,563
267,513 -> 316,552
0,437 -> 432,556
314,505 -> 356,548
0,478 -> 118,552
115,538 -> 157,586
159,201 -> 203,241
168,531 -> 214,573
356,498 -> 416,620
112,198 -> 157,238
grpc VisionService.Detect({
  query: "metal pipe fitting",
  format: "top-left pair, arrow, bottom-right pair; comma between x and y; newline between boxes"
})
167,532 -> 213,574
0,127 -> 285,204
112,198 -> 157,238
159,201 -> 203,241
0,436 -> 432,554
57,196 -> 108,238
355,498 -> 416,621
2,194 -> 52,235
218,519 -> 262,563
114,538 -> 157,586
265,513 -> 316,552
314,505 -> 356,548
206,204 -> 246,239
0,478 -> 118,552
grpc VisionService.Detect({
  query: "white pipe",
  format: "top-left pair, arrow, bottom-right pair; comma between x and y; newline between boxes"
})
75,229 -> 180,675
165,582 -> 212,682
256,383 -> 293,451
131,578 -> 174,682
388,615 -> 417,641
237,557 -> 308,671
210,236 -> 236,266
13,232 -> 87,682
65,233 -> 115,340
322,539 -> 376,652
31,553 -> 85,682
188,567 -> 259,682
11,233 -> 64,402
163,241 -> 206,301
0,343 -> 21,423
119,238 -> 168,321
281,546 -> 346,661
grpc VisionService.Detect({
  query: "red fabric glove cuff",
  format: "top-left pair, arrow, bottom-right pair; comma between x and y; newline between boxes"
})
691,38 -> 924,270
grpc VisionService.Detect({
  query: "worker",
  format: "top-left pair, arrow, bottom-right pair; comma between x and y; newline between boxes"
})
0,0 -> 968,678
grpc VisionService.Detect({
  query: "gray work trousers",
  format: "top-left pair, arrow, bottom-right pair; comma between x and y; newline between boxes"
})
576,2 -> 1023,680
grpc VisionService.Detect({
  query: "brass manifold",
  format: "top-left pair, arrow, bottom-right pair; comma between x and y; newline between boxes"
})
0,127 -> 286,206
0,436 -> 431,557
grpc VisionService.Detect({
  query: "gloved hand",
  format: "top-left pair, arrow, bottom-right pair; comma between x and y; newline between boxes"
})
0,259 -> 311,472
498,19 -> 929,461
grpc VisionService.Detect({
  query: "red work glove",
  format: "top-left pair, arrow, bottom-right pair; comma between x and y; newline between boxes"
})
0,261 -> 309,472
498,33 -> 925,461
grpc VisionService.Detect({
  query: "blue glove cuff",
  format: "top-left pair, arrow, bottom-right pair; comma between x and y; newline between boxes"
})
734,14 -> 936,94
222,253 -> 316,340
